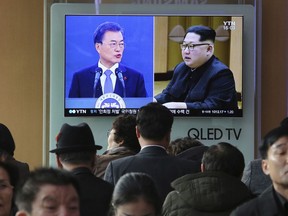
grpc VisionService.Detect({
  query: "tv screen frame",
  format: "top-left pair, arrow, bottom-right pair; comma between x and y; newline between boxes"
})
49,3 -> 255,166
64,13 -> 243,117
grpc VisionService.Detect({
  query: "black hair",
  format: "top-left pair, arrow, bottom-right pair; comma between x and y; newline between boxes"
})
0,123 -> 16,156
185,25 -> 216,42
0,161 -> 18,188
15,167 -> 80,213
259,126 -> 288,159
0,161 -> 19,215
58,150 -> 95,165
167,137 -> 204,155
93,21 -> 124,44
112,114 -> 140,153
111,172 -> 161,215
136,102 -> 173,141
202,142 -> 245,178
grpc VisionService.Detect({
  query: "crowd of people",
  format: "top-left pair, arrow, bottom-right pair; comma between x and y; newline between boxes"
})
1,102 -> 287,216
0,21 -> 285,215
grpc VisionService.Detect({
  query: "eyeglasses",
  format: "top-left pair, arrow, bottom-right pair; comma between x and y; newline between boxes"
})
101,41 -> 125,49
0,181 -> 13,190
180,43 -> 210,51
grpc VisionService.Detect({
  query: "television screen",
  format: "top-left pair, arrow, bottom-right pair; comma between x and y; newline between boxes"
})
64,14 -> 243,117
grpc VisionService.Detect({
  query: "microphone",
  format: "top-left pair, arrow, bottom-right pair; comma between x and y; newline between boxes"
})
93,67 -> 102,97
116,68 -> 126,97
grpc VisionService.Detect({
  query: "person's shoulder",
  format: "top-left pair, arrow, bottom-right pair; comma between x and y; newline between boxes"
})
118,64 -> 142,75
93,176 -> 114,189
231,186 -> 275,216
211,56 -> 230,70
74,64 -> 98,75
173,62 -> 189,72
230,196 -> 260,216
109,154 -> 136,165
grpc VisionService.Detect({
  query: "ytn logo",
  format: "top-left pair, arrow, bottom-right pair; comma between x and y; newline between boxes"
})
223,21 -> 236,30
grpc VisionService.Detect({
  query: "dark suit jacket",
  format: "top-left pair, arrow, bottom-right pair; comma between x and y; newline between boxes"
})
155,56 -> 238,109
104,146 -> 200,203
71,167 -> 113,216
230,186 -> 286,216
69,63 -> 147,98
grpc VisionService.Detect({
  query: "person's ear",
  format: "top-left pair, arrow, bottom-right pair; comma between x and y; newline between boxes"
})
262,159 -> 270,175
135,126 -> 141,138
207,45 -> 213,53
95,43 -> 101,52
56,155 -> 63,168
117,139 -> 124,146
201,163 -> 205,172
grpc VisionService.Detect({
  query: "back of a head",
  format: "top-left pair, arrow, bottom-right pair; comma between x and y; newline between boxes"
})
202,142 -> 245,178
112,114 -> 140,152
167,137 -> 204,155
185,25 -> 216,42
15,167 -> 80,213
58,151 -> 96,166
280,117 -> 288,127
0,123 -> 15,156
136,102 -> 173,141
111,172 -> 161,215
259,125 -> 288,159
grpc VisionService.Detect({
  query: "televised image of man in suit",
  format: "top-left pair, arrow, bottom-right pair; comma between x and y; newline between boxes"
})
155,25 -> 238,110
69,21 -> 147,98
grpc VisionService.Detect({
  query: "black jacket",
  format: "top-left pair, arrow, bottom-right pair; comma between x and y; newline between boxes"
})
155,56 -> 238,109
104,146 -> 200,204
72,167 -> 113,216
231,185 -> 287,216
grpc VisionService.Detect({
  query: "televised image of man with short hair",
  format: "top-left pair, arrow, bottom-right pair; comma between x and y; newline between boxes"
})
155,25 -> 238,110
69,21 -> 147,98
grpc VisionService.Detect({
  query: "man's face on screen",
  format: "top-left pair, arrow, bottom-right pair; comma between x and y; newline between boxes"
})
95,31 -> 124,68
181,32 -> 213,69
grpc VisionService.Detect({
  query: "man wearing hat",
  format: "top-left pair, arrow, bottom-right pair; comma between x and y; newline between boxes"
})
50,122 -> 113,216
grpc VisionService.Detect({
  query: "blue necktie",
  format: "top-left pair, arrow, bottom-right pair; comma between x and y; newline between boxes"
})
104,70 -> 113,94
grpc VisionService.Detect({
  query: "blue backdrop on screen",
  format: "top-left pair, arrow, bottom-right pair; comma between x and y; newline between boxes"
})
65,15 -> 154,98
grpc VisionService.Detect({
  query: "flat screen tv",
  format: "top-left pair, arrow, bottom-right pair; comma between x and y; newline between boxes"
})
64,14 -> 243,117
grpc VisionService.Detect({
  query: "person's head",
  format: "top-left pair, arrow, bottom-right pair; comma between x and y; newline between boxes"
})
136,102 -> 173,147
108,114 -> 140,153
111,172 -> 161,216
201,142 -> 245,179
259,126 -> 288,190
0,162 -> 18,216
15,167 -> 80,216
167,137 -> 204,155
181,25 -> 215,69
50,123 -> 102,169
0,123 -> 16,157
93,21 -> 125,68
280,117 -> 288,127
